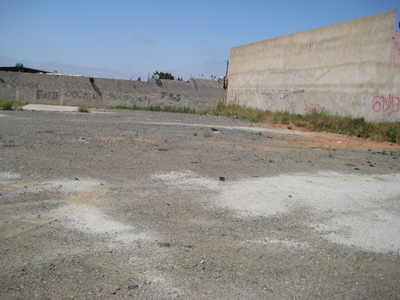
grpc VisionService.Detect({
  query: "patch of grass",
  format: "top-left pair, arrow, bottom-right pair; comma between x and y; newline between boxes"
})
78,106 -> 89,113
202,104 -> 400,145
113,102 -> 400,145
0,99 -> 27,110
203,132 -> 213,138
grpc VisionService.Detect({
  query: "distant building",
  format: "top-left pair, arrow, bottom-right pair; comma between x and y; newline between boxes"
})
0,66 -> 51,74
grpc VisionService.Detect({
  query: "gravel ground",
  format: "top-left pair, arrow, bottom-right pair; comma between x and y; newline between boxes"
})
0,109 -> 400,299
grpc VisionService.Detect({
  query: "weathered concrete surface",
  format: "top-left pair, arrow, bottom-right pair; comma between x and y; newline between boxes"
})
227,10 -> 400,122
0,71 -> 224,109
0,109 -> 399,299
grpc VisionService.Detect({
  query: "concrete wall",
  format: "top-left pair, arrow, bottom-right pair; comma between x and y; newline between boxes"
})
227,10 -> 400,122
0,71 -> 224,109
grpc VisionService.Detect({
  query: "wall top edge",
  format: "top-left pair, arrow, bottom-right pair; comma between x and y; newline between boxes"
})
230,10 -> 398,51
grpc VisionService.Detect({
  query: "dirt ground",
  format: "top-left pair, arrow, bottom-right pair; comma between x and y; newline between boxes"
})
1,109 -> 399,299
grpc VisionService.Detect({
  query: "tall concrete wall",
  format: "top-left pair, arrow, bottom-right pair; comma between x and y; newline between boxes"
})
227,10 -> 400,122
0,71 -> 224,109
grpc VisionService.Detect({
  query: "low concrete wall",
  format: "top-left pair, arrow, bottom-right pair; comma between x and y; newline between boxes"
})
0,71 -> 224,109
227,10 -> 400,122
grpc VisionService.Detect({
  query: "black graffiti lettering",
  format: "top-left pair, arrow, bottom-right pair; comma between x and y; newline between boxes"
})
160,92 -> 181,102
20,81 -> 39,89
9,73 -> 18,88
54,89 -> 151,104
0,73 -> 19,88
65,90 -> 99,100
37,90 -> 60,100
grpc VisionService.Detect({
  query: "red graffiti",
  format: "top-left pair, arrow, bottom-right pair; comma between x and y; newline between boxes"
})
303,102 -> 326,113
372,95 -> 400,116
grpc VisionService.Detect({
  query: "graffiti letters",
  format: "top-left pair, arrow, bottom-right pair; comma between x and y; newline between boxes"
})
230,88 -> 305,100
7,73 -> 18,88
19,81 -> 39,89
300,36 -> 340,48
288,102 -> 296,113
65,90 -> 98,100
303,102 -> 326,113
0,73 -> 38,89
63,90 -> 150,104
161,92 -> 181,102
372,95 -> 400,116
37,90 -> 60,100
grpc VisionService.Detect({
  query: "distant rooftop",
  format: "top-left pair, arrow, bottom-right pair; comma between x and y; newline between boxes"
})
0,66 -> 51,74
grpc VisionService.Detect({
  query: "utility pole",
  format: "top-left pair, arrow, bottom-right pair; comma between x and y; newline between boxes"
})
224,60 -> 229,89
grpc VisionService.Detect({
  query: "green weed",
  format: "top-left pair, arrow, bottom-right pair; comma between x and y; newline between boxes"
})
78,106 -> 89,113
114,103 -> 400,145
202,104 -> 400,145
0,99 -> 27,110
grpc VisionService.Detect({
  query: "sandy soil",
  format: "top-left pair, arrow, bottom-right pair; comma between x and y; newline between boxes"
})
0,109 -> 399,299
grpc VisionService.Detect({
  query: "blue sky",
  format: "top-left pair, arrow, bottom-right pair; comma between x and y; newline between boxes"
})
1,0 -> 399,80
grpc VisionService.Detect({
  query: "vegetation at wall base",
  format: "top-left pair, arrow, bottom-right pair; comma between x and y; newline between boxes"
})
112,103 -> 399,144
0,99 -> 27,110
200,103 -> 400,145
78,106 -> 90,113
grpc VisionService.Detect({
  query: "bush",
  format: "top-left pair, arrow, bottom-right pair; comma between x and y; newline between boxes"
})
2,101 -> 13,110
78,106 -> 89,113
0,99 -> 27,110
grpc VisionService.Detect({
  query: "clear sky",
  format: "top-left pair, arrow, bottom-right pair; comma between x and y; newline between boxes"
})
1,0 -> 399,81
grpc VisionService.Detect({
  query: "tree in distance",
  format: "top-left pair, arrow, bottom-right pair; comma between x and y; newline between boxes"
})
152,71 -> 174,80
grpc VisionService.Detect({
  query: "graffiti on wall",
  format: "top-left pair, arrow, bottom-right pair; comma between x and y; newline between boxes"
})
230,88 -> 305,100
37,90 -> 60,100
0,73 -> 39,89
161,92 -> 181,102
65,90 -> 151,104
300,36 -> 340,48
303,102 -> 326,113
372,95 -> 400,116
288,102 -> 296,113
0,72 -> 223,108
36,89 -> 151,104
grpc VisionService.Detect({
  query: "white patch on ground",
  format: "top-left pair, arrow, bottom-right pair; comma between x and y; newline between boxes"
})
66,206 -> 153,243
154,171 -> 400,253
0,172 -> 21,180
135,121 -> 307,136
246,238 -> 309,250
151,171 -> 220,191
7,178 -> 103,196
38,178 -> 103,194
313,209 -> 400,253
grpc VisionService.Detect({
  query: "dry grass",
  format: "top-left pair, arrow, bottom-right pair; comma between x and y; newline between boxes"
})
201,103 -> 400,144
